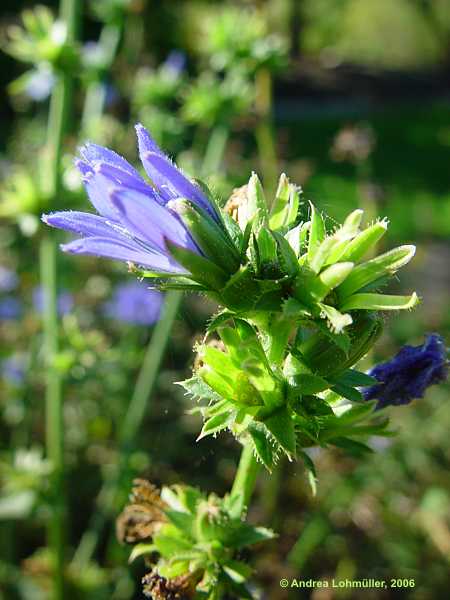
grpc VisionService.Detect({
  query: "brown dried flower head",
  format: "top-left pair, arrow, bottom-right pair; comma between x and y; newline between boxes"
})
116,479 -> 167,544
142,570 -> 201,600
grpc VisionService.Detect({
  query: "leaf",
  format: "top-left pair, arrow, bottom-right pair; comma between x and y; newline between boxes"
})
206,311 -> 234,334
220,266 -> 260,311
331,437 -> 374,456
307,202 -> 325,264
289,373 -> 330,395
165,510 -> 195,536
222,560 -> 253,583
264,407 -> 297,457
226,523 -> 276,549
329,219 -> 388,264
248,423 -> 274,471
331,383 -> 364,403
337,245 -> 416,299
128,543 -> 156,563
177,375 -> 222,403
298,451 -> 318,496
273,230 -> 300,276
165,238 -> 228,290
282,297 -> 311,318
334,369 -> 378,387
153,533 -> 193,558
197,411 -> 232,440
340,292 -> 419,312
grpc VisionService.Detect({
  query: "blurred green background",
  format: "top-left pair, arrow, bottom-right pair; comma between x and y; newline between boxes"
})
0,1 -> 449,599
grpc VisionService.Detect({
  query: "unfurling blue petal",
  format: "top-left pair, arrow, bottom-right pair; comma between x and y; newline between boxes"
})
362,334 -> 448,409
135,123 -> 219,221
61,237 -> 185,274
43,211 -> 125,240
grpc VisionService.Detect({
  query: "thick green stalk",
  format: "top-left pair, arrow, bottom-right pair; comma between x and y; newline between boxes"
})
41,2 -> 78,597
230,442 -> 260,517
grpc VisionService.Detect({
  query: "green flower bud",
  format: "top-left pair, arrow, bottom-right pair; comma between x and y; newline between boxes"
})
298,313 -> 383,377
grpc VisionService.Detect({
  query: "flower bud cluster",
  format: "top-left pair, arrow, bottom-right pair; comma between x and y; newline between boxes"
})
117,479 -> 274,599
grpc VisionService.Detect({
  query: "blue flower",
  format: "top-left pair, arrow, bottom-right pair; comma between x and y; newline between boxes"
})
33,287 -> 74,316
42,124 -> 221,275
0,297 -> 22,320
363,334 -> 448,409
104,282 -> 163,326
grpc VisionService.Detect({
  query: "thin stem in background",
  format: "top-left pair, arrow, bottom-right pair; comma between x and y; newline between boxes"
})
201,124 -> 229,178
255,68 -> 278,199
73,290 -> 182,567
41,1 -> 79,597
81,23 -> 122,133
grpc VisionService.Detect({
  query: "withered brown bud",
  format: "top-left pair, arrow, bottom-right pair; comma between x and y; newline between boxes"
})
116,479 -> 167,544
224,184 -> 249,225
142,570 -> 201,600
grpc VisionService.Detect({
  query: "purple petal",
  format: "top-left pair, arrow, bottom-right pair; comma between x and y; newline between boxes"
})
110,187 -> 198,253
95,162 -> 165,204
135,123 -> 166,156
79,142 -> 141,179
82,171 -> 118,220
61,237 -> 185,273
140,151 -> 211,209
42,211 -> 125,241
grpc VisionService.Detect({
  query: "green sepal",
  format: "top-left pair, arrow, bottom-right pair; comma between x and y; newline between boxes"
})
165,238 -> 228,290
272,230 -> 300,276
337,244 -> 416,299
333,369 -> 377,387
269,173 -> 300,231
178,374 -> 222,404
247,172 -> 268,229
307,203 -> 325,264
197,411 -> 233,440
220,266 -> 260,311
331,383 -> 364,403
327,219 -> 388,264
171,199 -> 240,274
247,423 -> 275,471
263,407 -> 296,457
340,292 -> 419,312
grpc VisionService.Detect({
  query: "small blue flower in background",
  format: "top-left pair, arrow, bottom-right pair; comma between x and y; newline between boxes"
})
42,124 -> 220,274
33,287 -> 74,316
104,281 -> 163,326
363,334 -> 448,409
163,50 -> 186,76
0,266 -> 19,293
0,297 -> 22,320
1,355 -> 26,386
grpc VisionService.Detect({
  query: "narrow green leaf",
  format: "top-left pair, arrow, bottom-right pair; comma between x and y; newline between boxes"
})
248,424 -> 274,471
331,383 -> 364,403
334,369 -> 378,387
307,203 -> 325,264
264,407 -> 297,456
341,292 -> 419,311
337,245 -> 416,299
197,411 -> 232,440
273,230 -> 300,276
328,219 -> 388,264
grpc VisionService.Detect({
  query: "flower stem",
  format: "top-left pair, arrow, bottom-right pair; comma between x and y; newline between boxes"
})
40,238 -> 65,599
255,68 -> 278,198
230,442 -> 260,517
41,1 -> 78,597
73,290 -> 182,567
201,124 -> 229,178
